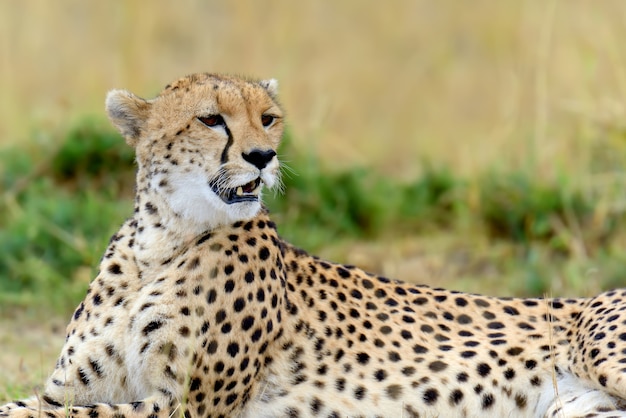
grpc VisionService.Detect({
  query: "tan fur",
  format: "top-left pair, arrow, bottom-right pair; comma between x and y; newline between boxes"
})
2,73 -> 626,418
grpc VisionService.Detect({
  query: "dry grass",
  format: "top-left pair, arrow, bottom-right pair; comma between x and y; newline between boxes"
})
2,1 -> 626,178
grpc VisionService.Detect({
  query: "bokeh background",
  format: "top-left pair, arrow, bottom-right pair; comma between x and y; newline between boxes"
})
3,1 -> 626,175
3,0 -> 626,397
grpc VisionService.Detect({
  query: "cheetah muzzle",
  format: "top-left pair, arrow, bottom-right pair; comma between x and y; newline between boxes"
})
210,177 -> 263,204
2,73 -> 626,418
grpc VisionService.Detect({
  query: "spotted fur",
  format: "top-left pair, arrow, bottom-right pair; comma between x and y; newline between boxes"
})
2,74 -> 626,418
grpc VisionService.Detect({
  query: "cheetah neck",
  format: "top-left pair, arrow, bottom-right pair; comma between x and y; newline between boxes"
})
131,174 -> 213,274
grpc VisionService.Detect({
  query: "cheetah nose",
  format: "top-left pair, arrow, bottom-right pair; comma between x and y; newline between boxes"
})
242,149 -> 276,170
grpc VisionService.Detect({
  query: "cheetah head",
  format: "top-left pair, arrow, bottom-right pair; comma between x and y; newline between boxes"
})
105,73 -> 283,231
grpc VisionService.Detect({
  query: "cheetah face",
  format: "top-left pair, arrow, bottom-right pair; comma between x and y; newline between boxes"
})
198,112 -> 280,208
105,73 -> 283,230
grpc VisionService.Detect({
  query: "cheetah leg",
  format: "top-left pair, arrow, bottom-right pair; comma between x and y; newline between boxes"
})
0,395 -> 181,418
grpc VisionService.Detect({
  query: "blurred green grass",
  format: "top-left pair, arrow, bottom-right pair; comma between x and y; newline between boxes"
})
2,118 -> 626,317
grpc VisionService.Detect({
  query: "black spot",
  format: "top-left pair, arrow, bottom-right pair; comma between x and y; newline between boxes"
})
196,232 -> 213,245
225,393 -> 238,406
482,393 -> 495,409
449,389 -> 464,405
251,328 -> 262,342
517,322 -> 535,330
42,396 -> 63,408
354,386 -> 367,400
551,301 -> 564,309
590,348 -> 600,359
402,366 -> 416,376
506,347 -> 524,356
143,320 -> 164,336
429,361 -> 448,372
259,247 -> 270,260
356,352 -> 370,365
477,363 -> 491,377
413,344 -> 428,354
108,263 -> 122,275
74,303 -> 85,320
206,340 -> 218,354
386,384 -> 403,400
92,294 -> 102,305
423,388 -> 439,405
188,257 -> 201,270
458,315 -> 474,327
77,368 -> 90,385
242,316 -> 254,331
89,358 -> 103,377
234,298 -> 246,312
206,289 -> 217,304
336,267 -> 351,278
335,378 -> 346,392
503,305 -> 520,315
145,202 -> 157,214
374,369 -> 388,381
310,397 -> 323,414
395,287 -> 407,295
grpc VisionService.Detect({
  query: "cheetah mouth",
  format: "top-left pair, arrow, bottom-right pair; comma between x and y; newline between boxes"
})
211,178 -> 262,204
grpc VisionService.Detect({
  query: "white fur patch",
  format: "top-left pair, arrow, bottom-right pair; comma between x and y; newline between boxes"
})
153,171 -> 261,234
260,78 -> 279,97
538,372 -> 625,417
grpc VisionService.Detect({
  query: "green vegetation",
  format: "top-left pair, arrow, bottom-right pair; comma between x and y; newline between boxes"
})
1,119 -> 626,317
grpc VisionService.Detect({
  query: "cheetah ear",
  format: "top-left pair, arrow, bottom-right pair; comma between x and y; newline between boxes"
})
105,89 -> 152,148
259,79 -> 278,98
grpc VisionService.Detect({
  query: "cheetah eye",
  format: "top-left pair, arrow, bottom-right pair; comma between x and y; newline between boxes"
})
261,114 -> 275,127
197,115 -> 225,128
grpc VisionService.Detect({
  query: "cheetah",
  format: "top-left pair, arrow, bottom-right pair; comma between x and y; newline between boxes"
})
2,73 -> 626,418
